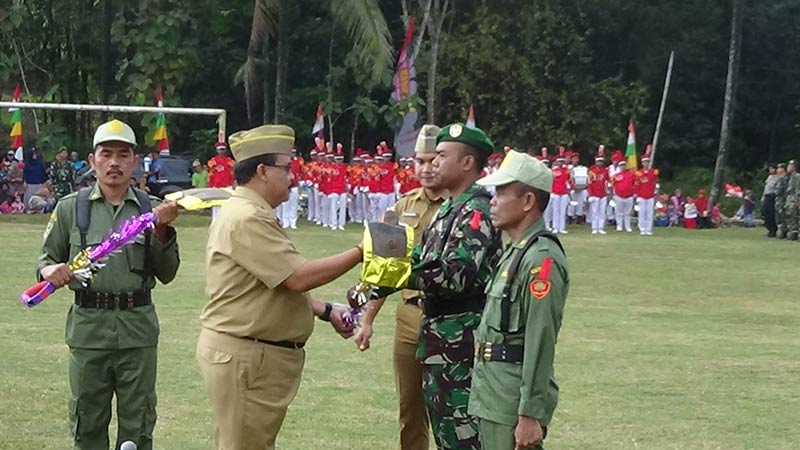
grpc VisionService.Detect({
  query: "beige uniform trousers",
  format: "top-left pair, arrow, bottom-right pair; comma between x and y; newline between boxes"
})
196,328 -> 305,450
394,301 -> 430,450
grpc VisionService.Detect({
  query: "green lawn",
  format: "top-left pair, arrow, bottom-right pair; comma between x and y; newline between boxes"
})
1,214 -> 798,450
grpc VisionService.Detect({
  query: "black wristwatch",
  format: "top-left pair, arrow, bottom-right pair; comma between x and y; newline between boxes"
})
319,303 -> 333,322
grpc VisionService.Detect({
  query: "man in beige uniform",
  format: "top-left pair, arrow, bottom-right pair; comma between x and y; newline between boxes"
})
197,124 -> 362,450
355,125 -> 446,450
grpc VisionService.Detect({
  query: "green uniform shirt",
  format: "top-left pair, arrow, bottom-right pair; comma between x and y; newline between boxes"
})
37,184 -> 180,349
469,219 -> 569,427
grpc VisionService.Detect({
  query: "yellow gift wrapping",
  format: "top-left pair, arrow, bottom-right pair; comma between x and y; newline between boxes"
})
361,223 -> 415,288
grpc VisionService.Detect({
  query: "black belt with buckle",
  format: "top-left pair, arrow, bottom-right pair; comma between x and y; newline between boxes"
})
475,341 -> 524,364
404,297 -> 423,308
74,290 -> 152,310
249,337 -> 305,349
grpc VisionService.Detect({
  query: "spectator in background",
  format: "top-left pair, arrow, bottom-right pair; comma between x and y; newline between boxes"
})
11,192 -> 25,214
711,202 -> 725,227
48,147 -> 75,202
191,159 -> 209,188
684,196 -> 698,229
23,148 -> 48,210
7,158 -> 25,197
694,189 -> 711,229
668,188 -> 684,226
145,150 -> 163,193
2,150 -> 17,170
742,188 -> 756,228
0,181 -> 12,214
70,151 -> 87,172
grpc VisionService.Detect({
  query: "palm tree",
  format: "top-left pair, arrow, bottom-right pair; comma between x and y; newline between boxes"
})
243,0 -> 394,125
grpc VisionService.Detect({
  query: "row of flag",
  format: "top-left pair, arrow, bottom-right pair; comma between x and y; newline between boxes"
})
5,85 -> 172,157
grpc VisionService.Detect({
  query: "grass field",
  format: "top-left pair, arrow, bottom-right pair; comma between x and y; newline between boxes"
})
1,213 -> 799,450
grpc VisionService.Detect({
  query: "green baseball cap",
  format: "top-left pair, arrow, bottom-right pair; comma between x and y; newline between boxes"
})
477,150 -> 553,192
436,123 -> 495,154
93,119 -> 137,147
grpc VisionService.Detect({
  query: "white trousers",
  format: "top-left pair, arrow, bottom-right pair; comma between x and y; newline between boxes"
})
316,190 -> 326,225
588,196 -> 608,231
551,194 -> 569,232
570,189 -> 588,217
328,193 -> 347,229
544,198 -> 554,230
307,185 -> 317,221
280,187 -> 298,228
377,192 -> 396,220
637,197 -> 655,233
614,195 -> 634,231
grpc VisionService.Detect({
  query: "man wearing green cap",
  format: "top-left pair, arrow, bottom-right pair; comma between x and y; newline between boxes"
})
368,123 -> 503,450
469,150 -> 569,450
37,119 -> 181,450
48,146 -> 75,201
198,124 -> 360,450
355,124 -> 446,450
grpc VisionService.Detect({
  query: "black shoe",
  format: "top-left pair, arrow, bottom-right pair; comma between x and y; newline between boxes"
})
767,232 -> 776,238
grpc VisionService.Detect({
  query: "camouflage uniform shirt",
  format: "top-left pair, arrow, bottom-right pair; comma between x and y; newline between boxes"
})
408,182 -> 503,364
49,160 -> 75,199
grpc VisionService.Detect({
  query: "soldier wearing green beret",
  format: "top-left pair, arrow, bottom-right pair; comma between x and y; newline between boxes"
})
369,123 -> 503,449
355,124 -> 446,450
37,119 -> 181,449
785,160 -> 799,240
470,151 -> 570,450
775,162 -> 790,239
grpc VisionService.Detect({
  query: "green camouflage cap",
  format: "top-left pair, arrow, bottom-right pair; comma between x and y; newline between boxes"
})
93,119 -> 137,147
477,149 -> 553,192
777,163 -> 787,168
436,123 -> 495,154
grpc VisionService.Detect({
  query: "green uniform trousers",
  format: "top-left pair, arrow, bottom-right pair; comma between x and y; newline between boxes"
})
785,196 -> 799,238
478,419 -> 545,450
69,346 -> 157,450
776,199 -> 786,237
394,302 -> 430,450
422,361 -> 481,450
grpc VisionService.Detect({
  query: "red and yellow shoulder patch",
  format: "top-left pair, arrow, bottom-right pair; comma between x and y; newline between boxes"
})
529,257 -> 554,300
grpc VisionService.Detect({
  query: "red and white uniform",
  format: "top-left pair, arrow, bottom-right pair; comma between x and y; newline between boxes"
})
612,169 -> 635,231
327,161 -> 348,230
550,166 -> 571,233
635,168 -> 659,234
588,165 -> 609,232
207,155 -> 234,188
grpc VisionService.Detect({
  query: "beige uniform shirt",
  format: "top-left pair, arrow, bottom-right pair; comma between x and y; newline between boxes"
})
201,186 -> 314,343
394,187 -> 445,300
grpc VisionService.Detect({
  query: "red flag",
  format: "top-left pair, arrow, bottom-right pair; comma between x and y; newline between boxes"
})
466,105 -> 476,128
12,84 -> 21,101
311,104 -> 325,136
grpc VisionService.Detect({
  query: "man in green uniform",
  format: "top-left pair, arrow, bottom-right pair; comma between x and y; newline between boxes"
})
37,119 -> 180,450
371,123 -> 503,450
469,151 -> 570,450
785,160 -> 799,241
774,163 -> 789,239
49,146 -> 75,201
355,124 -> 446,450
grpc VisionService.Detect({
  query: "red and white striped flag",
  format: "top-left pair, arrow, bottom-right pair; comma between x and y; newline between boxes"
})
466,104 -> 476,128
311,104 -> 325,136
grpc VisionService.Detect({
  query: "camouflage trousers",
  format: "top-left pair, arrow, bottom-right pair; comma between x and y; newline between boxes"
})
422,362 -> 481,450
775,199 -> 786,237
785,195 -> 799,238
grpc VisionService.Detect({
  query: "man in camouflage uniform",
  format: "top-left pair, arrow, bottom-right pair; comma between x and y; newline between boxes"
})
774,163 -> 789,239
785,160 -> 799,241
374,123 -> 502,449
49,147 -> 75,201
415,124 -> 502,450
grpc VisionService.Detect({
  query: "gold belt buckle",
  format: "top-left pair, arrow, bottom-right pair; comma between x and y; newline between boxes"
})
483,342 -> 493,362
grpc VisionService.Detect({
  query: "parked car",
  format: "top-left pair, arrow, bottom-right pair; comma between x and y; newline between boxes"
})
135,155 -> 194,197
75,155 -> 194,197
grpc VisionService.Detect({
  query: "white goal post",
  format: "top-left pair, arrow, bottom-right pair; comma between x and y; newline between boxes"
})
0,101 -> 227,146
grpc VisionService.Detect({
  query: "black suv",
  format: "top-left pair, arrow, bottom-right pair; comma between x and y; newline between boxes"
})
135,155 -> 194,196
75,154 -> 194,197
